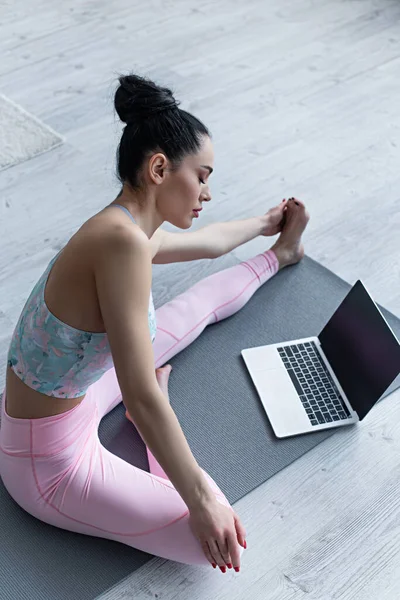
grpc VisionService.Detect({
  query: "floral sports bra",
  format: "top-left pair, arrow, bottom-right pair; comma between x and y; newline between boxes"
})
6,204 -> 157,399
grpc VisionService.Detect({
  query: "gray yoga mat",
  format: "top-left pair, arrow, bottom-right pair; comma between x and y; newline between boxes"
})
0,254 -> 399,600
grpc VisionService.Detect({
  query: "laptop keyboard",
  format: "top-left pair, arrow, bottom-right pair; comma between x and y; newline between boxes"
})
277,341 -> 352,427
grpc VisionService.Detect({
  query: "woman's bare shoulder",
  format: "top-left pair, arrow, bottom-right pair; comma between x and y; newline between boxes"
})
77,205 -> 149,255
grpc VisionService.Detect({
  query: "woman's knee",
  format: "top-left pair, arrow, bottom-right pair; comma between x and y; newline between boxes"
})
141,505 -> 245,567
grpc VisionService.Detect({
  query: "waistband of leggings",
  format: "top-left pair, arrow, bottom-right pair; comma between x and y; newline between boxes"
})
0,386 -> 97,457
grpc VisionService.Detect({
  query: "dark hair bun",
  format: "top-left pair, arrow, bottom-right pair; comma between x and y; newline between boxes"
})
114,73 -> 180,124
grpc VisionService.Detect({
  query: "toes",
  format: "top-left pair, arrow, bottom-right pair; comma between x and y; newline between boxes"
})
287,198 -> 307,213
292,197 -> 305,209
125,409 -> 134,424
155,365 -> 173,384
156,364 -> 172,373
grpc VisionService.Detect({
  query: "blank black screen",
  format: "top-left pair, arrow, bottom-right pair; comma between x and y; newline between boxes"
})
318,280 -> 400,420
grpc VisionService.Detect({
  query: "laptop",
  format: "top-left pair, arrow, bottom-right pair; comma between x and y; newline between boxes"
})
241,280 -> 400,439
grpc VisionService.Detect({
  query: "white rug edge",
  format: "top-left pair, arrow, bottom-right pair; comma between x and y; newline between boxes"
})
0,93 -> 65,172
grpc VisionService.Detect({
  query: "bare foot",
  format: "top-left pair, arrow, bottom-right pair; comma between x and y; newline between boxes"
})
154,364 -> 173,398
125,364 -> 173,424
270,198 -> 310,270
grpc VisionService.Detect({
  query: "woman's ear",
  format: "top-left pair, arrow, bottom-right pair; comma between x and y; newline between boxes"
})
148,153 -> 168,185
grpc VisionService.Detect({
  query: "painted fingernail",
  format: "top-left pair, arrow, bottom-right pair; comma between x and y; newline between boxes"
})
212,563 -> 217,568
234,567 -> 240,572
244,540 -> 247,549
295,202 -> 299,205
227,563 -> 232,569
220,566 -> 226,573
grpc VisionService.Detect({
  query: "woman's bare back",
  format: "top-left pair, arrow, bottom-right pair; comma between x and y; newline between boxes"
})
5,205 -> 155,420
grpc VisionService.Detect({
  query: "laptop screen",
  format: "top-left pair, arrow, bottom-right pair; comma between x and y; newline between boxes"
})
318,280 -> 400,420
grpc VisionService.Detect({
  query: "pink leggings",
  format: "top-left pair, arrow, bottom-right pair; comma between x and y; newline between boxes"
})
0,250 -> 279,566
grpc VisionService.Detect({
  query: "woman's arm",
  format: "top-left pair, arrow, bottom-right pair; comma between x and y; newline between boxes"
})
93,225 -> 215,509
128,387 -> 215,509
151,215 -> 269,264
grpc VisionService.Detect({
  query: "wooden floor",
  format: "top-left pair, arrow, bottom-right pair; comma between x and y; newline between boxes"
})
1,0 -> 400,598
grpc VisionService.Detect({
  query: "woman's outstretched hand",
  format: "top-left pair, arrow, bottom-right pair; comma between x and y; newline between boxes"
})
261,197 -> 299,236
188,497 -> 247,572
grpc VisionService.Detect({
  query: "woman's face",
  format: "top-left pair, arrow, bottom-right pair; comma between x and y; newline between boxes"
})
157,135 -> 214,229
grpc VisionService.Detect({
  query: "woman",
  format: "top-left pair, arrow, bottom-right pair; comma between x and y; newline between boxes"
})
0,73 -> 309,573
